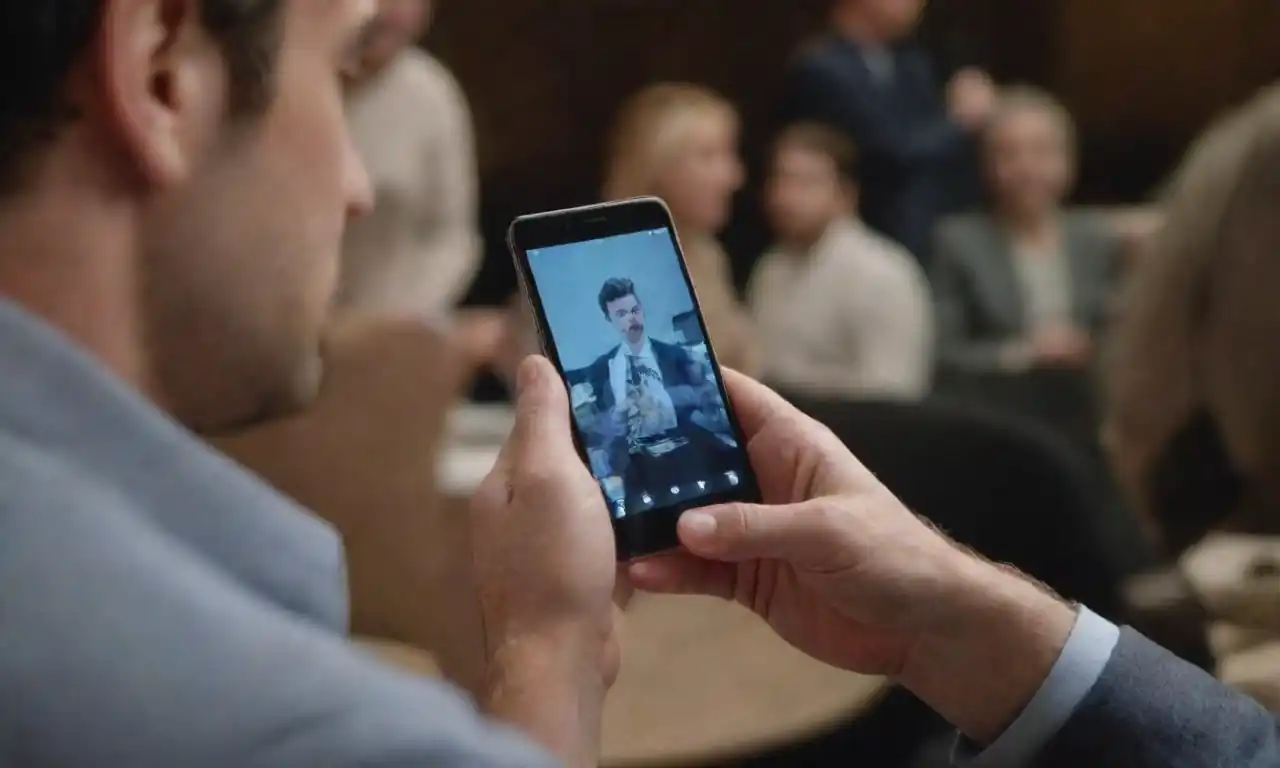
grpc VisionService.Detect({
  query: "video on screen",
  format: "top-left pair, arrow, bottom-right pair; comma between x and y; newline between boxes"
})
527,229 -> 749,520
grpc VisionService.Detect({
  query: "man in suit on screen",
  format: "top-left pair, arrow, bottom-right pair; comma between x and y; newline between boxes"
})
576,278 -> 734,507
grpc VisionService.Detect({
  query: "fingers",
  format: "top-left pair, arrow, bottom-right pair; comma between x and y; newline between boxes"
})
677,501 -> 848,569
627,553 -> 736,601
720,368 -> 801,437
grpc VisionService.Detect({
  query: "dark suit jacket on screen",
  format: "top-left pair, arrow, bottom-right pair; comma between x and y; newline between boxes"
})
583,339 -> 700,416
780,35 -> 979,261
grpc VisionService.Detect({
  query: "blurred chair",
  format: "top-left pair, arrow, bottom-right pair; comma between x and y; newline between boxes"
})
787,395 -> 1138,618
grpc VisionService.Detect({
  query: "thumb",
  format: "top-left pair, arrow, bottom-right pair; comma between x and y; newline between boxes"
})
677,501 -> 845,567
508,355 -> 575,460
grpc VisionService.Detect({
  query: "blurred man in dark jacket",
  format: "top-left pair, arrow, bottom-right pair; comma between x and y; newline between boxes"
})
780,0 -> 996,263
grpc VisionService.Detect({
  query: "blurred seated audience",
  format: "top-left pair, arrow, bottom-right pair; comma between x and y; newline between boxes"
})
337,0 -> 481,320
605,83 -> 760,375
780,0 -> 994,262
933,87 -> 1121,386
749,123 -> 932,400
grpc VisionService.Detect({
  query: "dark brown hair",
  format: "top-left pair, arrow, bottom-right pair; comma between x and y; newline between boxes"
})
0,0 -> 284,194
773,122 -> 859,187
598,277 -> 638,318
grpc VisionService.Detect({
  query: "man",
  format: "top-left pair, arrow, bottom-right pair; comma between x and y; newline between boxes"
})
579,278 -> 730,508
779,0 -> 997,262
932,88 -> 1116,380
337,0 -> 483,319
750,122 -> 934,400
3,3 -> 1276,767
0,1 -> 616,765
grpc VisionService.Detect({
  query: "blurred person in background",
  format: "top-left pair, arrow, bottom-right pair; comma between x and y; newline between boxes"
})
0,0 -> 623,765
780,0 -> 996,263
932,87 -> 1120,385
1107,84 -> 1280,557
605,83 -> 760,376
338,0 -> 483,321
749,123 -> 933,401
1105,82 -> 1280,715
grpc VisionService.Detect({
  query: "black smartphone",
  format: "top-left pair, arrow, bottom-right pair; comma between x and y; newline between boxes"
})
508,196 -> 762,560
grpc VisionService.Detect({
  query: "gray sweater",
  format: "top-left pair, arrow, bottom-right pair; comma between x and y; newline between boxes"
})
0,299 -> 551,767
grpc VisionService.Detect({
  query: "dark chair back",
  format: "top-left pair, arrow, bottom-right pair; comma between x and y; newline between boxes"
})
788,395 -> 1131,619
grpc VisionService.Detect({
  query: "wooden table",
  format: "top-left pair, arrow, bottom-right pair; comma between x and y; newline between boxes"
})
602,593 -> 886,766
413,404 -> 889,765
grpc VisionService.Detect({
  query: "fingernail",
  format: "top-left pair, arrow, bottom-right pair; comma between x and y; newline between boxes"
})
682,512 -> 718,538
629,562 -> 652,580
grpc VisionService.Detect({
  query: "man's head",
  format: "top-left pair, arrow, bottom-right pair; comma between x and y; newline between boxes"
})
359,0 -> 433,76
598,278 -> 644,346
983,87 -> 1076,218
0,0 -> 376,432
832,0 -> 926,43
765,123 -> 858,246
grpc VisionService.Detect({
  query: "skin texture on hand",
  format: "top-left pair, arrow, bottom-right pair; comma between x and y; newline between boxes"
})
630,369 -> 1076,745
470,356 -> 623,766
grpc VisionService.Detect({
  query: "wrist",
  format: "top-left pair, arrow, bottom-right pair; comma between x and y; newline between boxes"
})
482,626 -> 616,767
899,555 -> 1077,744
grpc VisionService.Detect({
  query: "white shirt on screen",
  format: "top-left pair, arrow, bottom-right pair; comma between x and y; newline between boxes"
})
608,338 -> 678,440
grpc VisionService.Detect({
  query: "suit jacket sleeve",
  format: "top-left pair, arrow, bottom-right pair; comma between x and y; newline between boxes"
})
1033,628 -> 1280,767
788,54 -> 966,171
931,223 -> 1022,375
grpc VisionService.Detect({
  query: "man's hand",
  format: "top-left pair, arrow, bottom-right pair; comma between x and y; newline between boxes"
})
471,356 -> 622,766
629,371 -> 1077,745
948,67 -> 998,131
1030,325 -> 1093,368
605,404 -> 631,438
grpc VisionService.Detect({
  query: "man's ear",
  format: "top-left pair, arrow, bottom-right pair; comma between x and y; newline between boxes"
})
93,0 -> 225,189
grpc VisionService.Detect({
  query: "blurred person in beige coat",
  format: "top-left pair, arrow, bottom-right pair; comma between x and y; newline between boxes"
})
1106,84 -> 1280,709
338,0 -> 482,322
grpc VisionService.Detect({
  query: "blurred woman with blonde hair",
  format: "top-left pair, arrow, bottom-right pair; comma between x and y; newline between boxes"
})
604,83 -> 760,374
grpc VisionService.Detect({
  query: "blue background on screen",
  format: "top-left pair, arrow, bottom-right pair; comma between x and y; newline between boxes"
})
527,230 -> 694,372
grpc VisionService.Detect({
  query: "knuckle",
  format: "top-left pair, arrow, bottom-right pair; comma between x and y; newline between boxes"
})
726,504 -> 758,539
515,461 -> 561,497
473,470 -> 513,513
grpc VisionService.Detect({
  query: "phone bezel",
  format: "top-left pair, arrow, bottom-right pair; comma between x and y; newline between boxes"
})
507,196 -> 762,560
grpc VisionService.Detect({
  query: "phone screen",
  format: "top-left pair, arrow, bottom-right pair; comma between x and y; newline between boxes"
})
523,223 -> 754,527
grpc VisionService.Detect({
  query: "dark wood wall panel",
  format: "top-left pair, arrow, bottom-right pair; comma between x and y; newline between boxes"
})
426,0 -> 1274,302
430,0 -> 829,205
